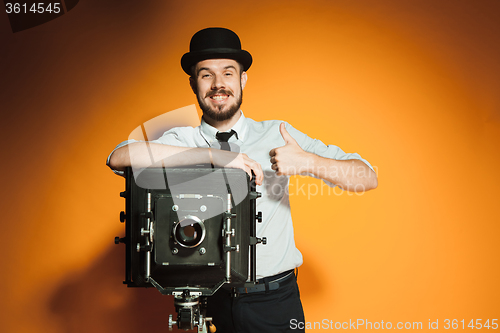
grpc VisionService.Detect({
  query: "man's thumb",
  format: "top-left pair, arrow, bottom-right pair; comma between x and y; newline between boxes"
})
280,122 -> 294,144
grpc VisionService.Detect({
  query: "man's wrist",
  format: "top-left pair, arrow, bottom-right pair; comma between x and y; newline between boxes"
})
208,148 -> 214,167
304,152 -> 319,175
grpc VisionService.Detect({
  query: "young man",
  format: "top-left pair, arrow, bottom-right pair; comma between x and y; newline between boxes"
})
108,27 -> 377,332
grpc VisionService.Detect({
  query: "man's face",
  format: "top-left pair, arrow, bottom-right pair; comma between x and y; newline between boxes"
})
190,59 -> 247,122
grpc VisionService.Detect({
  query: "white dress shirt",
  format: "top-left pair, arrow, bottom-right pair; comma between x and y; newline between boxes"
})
108,112 -> 373,278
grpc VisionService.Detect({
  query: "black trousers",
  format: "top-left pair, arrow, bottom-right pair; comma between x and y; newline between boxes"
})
206,272 -> 305,333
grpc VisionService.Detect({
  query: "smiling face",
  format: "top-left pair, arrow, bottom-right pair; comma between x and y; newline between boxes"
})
190,59 -> 247,122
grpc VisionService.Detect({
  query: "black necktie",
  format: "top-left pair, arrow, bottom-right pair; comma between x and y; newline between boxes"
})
216,130 -> 236,151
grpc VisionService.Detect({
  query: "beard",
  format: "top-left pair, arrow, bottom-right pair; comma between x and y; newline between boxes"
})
197,87 -> 243,122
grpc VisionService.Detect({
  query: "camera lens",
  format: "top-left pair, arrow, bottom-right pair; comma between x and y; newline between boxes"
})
173,215 -> 206,248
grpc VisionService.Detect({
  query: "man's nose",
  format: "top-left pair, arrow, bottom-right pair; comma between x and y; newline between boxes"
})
211,74 -> 225,89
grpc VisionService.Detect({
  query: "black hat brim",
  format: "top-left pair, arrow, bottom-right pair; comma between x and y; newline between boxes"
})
181,48 -> 252,75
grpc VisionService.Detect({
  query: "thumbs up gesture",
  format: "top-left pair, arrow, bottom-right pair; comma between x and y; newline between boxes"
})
269,123 -> 313,176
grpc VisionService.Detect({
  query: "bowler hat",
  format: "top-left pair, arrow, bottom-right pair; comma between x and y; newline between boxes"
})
181,27 -> 252,75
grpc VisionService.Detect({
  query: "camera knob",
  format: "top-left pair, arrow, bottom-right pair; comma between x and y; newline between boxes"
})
114,237 -> 125,244
256,212 -> 262,223
120,211 -> 126,222
168,314 -> 176,331
119,191 -> 127,198
257,237 -> 267,245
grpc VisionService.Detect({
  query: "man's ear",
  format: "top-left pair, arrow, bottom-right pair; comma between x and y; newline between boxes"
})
189,77 -> 197,94
241,71 -> 248,90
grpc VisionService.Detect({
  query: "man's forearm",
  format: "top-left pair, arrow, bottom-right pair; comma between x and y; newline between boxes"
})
308,154 -> 378,192
108,142 -> 265,185
108,142 -> 210,171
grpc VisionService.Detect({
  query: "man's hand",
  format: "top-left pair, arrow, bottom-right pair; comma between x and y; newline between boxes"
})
211,149 -> 264,185
269,123 -> 313,176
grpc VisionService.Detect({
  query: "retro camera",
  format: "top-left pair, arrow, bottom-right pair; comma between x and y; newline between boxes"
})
115,167 -> 264,332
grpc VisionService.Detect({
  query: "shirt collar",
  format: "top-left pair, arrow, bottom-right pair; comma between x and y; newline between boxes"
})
200,111 -> 248,145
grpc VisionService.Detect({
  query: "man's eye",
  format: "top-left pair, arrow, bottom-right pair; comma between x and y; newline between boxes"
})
224,72 -> 233,76
201,74 -> 211,78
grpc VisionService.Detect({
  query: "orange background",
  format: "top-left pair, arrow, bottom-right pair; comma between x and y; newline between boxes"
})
1,0 -> 499,332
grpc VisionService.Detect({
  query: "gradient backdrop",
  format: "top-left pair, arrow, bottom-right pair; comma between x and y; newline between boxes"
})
1,0 -> 499,332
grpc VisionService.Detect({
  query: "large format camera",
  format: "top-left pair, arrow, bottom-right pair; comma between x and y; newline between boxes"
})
115,167 -> 265,332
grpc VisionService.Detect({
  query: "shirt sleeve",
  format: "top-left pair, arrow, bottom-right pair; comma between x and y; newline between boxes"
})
106,127 -> 196,175
284,122 -> 375,187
